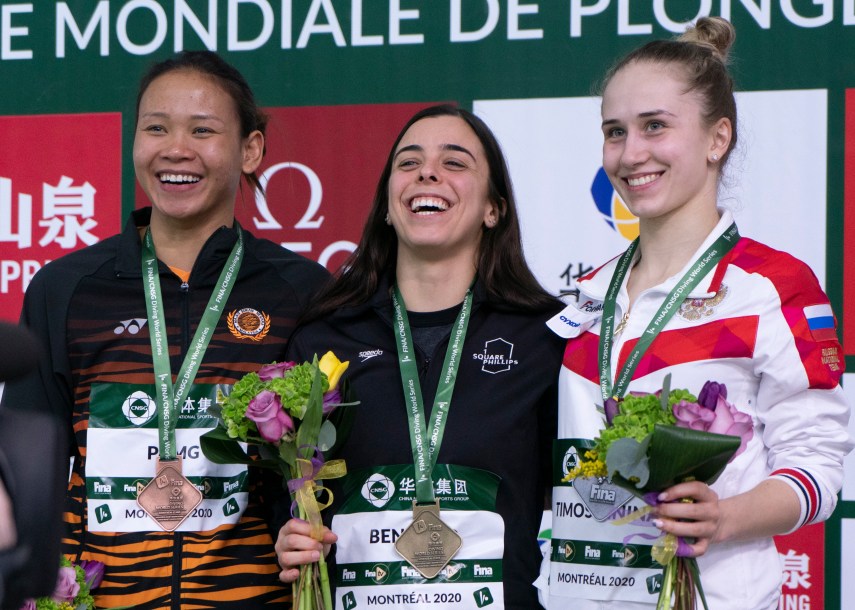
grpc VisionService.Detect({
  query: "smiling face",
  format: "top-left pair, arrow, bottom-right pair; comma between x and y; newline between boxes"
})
133,69 -> 263,232
601,60 -> 730,228
387,115 -> 498,264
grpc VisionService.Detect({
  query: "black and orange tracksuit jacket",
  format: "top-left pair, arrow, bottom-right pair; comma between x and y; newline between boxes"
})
1,207 -> 329,609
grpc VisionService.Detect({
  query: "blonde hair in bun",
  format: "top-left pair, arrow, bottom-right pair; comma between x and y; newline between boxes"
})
599,16 -> 738,166
678,16 -> 736,64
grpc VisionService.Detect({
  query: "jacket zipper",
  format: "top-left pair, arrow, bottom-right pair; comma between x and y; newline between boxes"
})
171,278 -> 190,610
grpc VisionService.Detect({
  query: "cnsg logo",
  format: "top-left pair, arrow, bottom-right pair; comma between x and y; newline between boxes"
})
590,167 -> 638,241
122,391 -> 156,426
361,473 -> 395,508
561,446 -> 579,479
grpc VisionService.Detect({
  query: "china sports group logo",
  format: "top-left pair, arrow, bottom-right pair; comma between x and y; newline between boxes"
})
590,168 -> 638,241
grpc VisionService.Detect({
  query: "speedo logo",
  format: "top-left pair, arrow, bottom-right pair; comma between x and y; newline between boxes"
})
359,349 -> 383,362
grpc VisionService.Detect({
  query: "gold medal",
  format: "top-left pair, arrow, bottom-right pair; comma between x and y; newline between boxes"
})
137,457 -> 203,532
394,500 -> 462,579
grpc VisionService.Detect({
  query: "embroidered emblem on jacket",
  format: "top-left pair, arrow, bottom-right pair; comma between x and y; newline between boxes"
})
678,284 -> 728,321
227,308 -> 271,341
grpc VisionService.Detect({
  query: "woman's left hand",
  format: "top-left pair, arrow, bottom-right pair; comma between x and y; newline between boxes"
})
653,480 -> 721,557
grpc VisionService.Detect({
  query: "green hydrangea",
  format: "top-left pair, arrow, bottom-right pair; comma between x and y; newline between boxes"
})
221,372 -> 264,441
595,389 -> 694,457
268,362 -> 329,419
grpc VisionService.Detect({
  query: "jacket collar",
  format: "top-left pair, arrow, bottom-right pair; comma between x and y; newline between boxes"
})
115,207 -> 242,284
577,208 -> 739,303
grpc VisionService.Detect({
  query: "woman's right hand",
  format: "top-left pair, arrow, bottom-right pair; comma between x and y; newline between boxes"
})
275,518 -> 338,583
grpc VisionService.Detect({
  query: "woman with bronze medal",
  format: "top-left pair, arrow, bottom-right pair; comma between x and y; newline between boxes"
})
274,105 -> 565,608
1,52 -> 329,608
541,17 -> 852,610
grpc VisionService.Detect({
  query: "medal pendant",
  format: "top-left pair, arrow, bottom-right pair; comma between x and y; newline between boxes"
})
394,500 -> 462,579
137,457 -> 203,532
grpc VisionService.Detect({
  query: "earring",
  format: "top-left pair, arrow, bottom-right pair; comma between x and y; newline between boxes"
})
711,153 -> 719,162
485,218 -> 496,229
385,213 -> 391,225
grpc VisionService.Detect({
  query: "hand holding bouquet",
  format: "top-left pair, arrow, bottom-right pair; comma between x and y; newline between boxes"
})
201,351 -> 355,610
565,375 -> 753,610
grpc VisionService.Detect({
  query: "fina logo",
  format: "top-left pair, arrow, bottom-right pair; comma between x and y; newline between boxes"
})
361,473 -> 395,508
122,391 -> 157,426
591,167 -> 638,241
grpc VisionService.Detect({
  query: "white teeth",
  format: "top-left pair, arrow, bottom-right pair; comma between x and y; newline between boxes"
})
410,197 -> 449,214
159,173 -> 201,184
627,174 -> 659,187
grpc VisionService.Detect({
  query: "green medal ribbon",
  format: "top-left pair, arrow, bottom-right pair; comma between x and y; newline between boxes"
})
141,226 -> 244,461
598,222 -> 739,401
392,285 -> 473,505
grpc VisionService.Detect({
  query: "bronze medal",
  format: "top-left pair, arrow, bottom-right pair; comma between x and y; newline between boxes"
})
394,501 -> 462,579
137,458 -> 203,532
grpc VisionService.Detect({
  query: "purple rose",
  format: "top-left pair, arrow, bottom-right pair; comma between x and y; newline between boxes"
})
672,400 -> 716,430
673,390 -> 754,459
52,566 -> 80,603
697,381 -> 727,410
258,361 -> 296,381
322,388 -> 341,415
80,559 -> 105,589
246,390 -> 294,443
18,599 -> 36,610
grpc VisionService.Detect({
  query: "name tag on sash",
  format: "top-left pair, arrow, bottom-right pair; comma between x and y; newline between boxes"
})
85,382 -> 249,532
550,439 -> 661,604
332,464 -> 505,610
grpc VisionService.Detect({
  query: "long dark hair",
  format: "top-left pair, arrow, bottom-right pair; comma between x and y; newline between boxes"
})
304,104 -> 559,322
135,50 -> 269,193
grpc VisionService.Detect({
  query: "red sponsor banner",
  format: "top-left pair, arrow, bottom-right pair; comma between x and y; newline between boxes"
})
845,90 -> 855,354
775,523 -> 825,610
0,113 -> 123,322
134,102 -> 433,272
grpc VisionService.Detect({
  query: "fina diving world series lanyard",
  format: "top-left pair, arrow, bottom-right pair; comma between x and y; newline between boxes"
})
137,227 -> 243,531
391,284 -> 472,578
391,284 -> 473,505
142,227 -> 243,462
598,222 -> 739,401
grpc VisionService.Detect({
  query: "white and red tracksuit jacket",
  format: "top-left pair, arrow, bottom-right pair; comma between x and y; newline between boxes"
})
540,210 -> 852,610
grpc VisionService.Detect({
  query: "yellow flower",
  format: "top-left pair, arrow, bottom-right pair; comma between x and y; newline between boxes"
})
319,351 -> 349,391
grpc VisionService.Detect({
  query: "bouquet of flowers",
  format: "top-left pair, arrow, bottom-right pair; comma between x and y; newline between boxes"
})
19,557 -> 104,610
564,375 -> 753,610
201,351 -> 356,610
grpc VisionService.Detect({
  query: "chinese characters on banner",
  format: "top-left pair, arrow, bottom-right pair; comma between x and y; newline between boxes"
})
775,523 -> 825,610
0,113 -> 122,321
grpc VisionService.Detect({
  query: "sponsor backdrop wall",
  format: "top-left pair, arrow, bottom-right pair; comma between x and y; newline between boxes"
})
0,2 -> 852,607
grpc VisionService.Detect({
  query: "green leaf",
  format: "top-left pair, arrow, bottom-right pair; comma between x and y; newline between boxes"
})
659,373 -> 672,413
644,424 -> 740,492
606,436 -> 651,488
200,427 -> 279,471
295,355 -> 324,460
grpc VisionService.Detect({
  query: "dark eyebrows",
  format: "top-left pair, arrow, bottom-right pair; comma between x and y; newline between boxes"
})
137,111 -> 225,123
602,109 -> 675,128
393,143 -> 476,160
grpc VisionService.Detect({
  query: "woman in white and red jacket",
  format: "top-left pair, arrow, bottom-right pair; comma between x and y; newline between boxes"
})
541,17 -> 852,610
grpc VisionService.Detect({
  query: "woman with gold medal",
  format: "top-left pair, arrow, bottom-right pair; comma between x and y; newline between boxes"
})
274,105 -> 565,609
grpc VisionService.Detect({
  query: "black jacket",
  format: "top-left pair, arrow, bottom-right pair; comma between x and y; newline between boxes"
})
286,276 -> 565,609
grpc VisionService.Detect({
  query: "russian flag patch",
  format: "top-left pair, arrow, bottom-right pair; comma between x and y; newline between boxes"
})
803,304 -> 838,342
